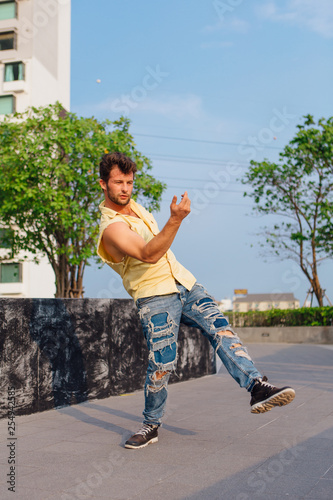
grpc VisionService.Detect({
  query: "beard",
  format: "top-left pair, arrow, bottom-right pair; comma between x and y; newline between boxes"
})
106,186 -> 131,206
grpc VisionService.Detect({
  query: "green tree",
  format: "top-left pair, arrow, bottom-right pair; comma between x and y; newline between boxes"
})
0,102 -> 165,298
242,115 -> 333,307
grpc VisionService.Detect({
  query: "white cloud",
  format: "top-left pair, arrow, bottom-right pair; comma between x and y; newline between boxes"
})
203,16 -> 250,34
200,41 -> 234,49
78,92 -> 209,123
230,17 -> 250,33
88,92 -> 238,140
256,0 -> 333,38
129,94 -> 204,120
256,2 -> 277,19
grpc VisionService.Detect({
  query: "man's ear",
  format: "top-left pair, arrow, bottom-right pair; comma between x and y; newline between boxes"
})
99,178 -> 106,191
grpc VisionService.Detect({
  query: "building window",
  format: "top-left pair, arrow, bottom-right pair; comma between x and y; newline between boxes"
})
0,1 -> 16,21
4,61 -> 24,81
0,94 -> 15,114
0,228 -> 14,249
0,31 -> 16,51
0,262 -> 22,283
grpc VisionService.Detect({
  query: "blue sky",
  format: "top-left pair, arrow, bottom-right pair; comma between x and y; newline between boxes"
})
71,0 -> 333,305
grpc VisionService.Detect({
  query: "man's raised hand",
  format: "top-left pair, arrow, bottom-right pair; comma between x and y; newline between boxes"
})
170,191 -> 191,222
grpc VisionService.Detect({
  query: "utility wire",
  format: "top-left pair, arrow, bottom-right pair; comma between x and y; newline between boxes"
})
160,200 -> 253,207
166,185 -> 246,194
149,152 -> 251,166
151,156 -> 250,169
134,132 -> 283,150
159,175 -> 245,186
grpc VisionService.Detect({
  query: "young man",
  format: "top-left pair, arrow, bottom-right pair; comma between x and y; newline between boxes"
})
97,152 -> 295,449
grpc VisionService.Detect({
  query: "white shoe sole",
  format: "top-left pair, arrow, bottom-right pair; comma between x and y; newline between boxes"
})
251,388 -> 295,414
124,436 -> 158,449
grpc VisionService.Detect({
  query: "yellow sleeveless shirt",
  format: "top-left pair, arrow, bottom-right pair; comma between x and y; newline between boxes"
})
97,199 -> 196,302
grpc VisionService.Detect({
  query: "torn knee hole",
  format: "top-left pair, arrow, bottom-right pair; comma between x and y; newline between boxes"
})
231,343 -> 242,349
148,383 -> 166,393
235,350 -> 252,360
147,370 -> 171,393
153,370 -> 169,381
217,330 -> 235,337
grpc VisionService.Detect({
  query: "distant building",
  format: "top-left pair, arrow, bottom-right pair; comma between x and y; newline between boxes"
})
0,226 -> 56,298
233,293 -> 300,312
218,298 -> 233,312
0,0 -> 70,114
0,0 -> 70,297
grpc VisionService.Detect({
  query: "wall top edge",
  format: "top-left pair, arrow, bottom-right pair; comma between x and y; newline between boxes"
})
0,297 -> 134,301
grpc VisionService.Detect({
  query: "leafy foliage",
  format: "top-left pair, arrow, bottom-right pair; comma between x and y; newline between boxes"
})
0,102 -> 166,297
233,307 -> 333,327
242,115 -> 333,306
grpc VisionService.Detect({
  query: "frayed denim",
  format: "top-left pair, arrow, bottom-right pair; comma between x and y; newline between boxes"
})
136,282 -> 262,426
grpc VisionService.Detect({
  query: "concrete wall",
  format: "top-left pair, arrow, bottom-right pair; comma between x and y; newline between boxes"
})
237,326 -> 333,344
0,298 -> 215,419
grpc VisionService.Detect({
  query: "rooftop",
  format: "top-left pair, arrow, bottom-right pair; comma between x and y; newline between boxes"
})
234,293 -> 298,303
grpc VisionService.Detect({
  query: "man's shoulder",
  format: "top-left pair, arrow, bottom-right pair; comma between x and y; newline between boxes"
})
131,200 -> 157,222
99,212 -> 132,235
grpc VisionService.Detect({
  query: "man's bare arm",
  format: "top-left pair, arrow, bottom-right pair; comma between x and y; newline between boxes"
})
102,192 -> 191,264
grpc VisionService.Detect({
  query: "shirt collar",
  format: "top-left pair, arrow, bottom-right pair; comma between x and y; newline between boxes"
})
99,199 -> 142,219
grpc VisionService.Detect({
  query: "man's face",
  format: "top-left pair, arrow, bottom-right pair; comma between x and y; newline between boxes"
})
100,166 -> 134,207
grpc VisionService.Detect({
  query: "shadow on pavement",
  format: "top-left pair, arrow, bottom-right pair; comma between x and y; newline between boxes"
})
186,427 -> 333,500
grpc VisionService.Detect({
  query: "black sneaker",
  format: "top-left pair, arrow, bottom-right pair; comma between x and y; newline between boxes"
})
250,376 -> 295,414
124,424 -> 158,449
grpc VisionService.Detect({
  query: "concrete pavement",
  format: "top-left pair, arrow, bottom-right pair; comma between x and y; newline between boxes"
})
0,343 -> 332,499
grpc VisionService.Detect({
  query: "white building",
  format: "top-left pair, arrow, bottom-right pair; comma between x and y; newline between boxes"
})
0,0 -> 70,113
233,293 -> 300,312
218,298 -> 233,312
0,234 -> 56,297
0,0 -> 70,297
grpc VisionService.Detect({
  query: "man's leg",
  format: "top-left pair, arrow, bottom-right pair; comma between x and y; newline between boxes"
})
125,292 -> 182,449
181,283 -> 295,411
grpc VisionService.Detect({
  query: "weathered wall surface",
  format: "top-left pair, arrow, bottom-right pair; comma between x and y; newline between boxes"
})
0,299 -> 215,419
237,326 -> 333,344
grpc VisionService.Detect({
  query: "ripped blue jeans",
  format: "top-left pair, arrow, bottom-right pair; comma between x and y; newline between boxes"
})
136,282 -> 262,426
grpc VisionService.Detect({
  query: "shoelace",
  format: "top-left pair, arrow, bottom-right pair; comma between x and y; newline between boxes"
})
136,424 -> 155,436
259,376 -> 274,389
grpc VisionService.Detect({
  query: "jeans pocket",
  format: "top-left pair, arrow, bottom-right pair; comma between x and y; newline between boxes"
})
136,296 -> 154,307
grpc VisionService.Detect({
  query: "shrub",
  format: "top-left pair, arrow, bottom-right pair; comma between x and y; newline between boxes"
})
232,307 -> 333,327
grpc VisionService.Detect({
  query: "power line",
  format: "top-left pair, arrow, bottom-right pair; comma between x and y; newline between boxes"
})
134,132 -> 283,150
149,152 -> 251,166
159,175 -> 245,186
160,200 -> 253,207
165,185 -> 245,194
150,155 -> 250,169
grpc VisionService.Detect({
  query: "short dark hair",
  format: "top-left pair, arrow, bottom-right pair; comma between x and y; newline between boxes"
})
99,152 -> 137,182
